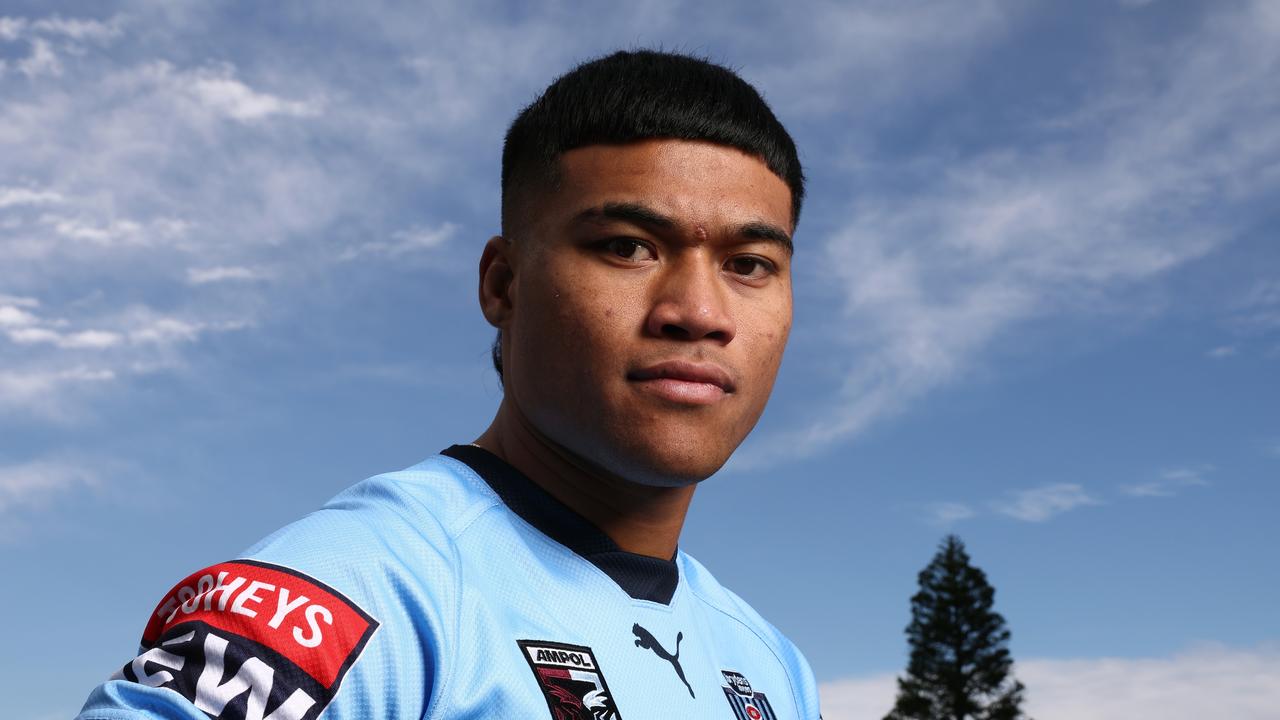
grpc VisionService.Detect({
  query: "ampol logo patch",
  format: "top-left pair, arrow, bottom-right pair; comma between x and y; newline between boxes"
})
518,640 -> 622,720
115,559 -> 378,720
721,669 -> 778,720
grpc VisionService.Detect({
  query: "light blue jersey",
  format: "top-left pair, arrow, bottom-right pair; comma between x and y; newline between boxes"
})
78,445 -> 821,719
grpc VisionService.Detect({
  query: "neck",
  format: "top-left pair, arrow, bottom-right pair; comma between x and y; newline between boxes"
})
473,399 -> 695,560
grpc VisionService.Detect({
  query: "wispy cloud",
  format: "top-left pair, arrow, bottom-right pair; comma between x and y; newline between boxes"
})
339,222 -> 458,261
177,62 -> 323,122
0,302 -> 40,328
1229,279 -> 1280,336
29,15 -> 123,43
992,483 -> 1101,522
1121,466 -> 1213,498
17,37 -> 62,78
753,2 -> 1015,120
0,185 -> 64,208
0,295 -> 247,417
2,301 -> 225,350
922,462 -> 1216,524
744,1 -> 1280,461
0,14 -> 342,419
0,17 -> 25,41
0,457 -> 99,516
819,643 -> 1280,720
8,327 -> 122,349
0,367 -> 114,416
0,453 -> 136,542
926,501 -> 976,527
186,265 -> 272,285
0,13 -> 122,80
1207,345 -> 1238,358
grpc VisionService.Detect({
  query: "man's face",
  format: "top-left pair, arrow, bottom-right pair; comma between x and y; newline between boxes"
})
494,139 -> 793,486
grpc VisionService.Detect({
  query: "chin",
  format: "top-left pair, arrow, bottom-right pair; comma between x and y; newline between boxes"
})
597,433 -> 738,488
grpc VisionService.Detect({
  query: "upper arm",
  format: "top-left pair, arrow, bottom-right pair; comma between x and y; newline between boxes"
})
77,495 -> 457,720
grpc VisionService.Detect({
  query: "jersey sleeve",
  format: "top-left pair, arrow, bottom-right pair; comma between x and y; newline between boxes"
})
76,473 -> 460,720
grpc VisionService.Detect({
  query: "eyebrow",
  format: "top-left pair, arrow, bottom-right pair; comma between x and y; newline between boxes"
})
576,202 -> 676,230
574,202 -> 793,255
739,221 -> 794,256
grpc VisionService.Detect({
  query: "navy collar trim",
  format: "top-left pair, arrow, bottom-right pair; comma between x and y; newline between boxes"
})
442,444 -> 679,605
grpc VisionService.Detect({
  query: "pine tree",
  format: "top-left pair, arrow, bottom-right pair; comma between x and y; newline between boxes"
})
884,535 -> 1031,720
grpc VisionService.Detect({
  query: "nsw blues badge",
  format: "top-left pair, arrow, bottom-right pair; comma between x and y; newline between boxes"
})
721,670 -> 778,720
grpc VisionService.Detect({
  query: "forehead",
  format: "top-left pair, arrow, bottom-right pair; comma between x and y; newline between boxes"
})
544,139 -> 794,234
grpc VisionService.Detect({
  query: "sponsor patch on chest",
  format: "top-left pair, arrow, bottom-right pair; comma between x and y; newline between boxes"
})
117,559 -> 378,720
518,639 -> 623,720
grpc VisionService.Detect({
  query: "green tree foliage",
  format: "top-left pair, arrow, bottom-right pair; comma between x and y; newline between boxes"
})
884,535 -> 1031,720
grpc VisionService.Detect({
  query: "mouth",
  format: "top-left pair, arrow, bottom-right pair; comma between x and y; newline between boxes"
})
627,360 -> 736,405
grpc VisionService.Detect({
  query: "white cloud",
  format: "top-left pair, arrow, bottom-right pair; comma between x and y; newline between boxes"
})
0,17 -> 28,41
66,330 -> 123,349
0,366 -> 114,417
927,501 -> 975,526
1,301 -> 212,352
754,2 -> 1016,120
0,304 -> 39,328
1230,279 -> 1280,335
127,316 -> 203,345
0,295 -> 248,417
0,14 -> 121,82
819,643 -> 1280,720
0,14 -> 121,43
39,214 -> 188,247
993,483 -> 1100,522
1121,466 -> 1212,498
744,0 -> 1280,461
1019,645 -> 1280,720
8,327 -> 122,349
17,37 -> 62,78
1207,345 -> 1238,358
819,672 -> 898,720
181,63 -> 322,122
0,186 -> 64,208
340,222 -> 458,260
0,457 -> 99,515
819,640 -> 1280,717
0,294 -> 39,307
186,265 -> 271,285
30,15 -> 122,42
5,326 -> 60,344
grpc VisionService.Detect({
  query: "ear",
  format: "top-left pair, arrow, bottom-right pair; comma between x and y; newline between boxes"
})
478,235 -> 516,328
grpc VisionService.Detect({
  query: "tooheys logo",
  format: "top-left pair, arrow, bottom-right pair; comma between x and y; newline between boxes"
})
114,559 -> 378,720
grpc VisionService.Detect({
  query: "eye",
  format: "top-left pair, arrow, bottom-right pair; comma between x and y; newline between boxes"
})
600,238 -> 656,263
725,255 -> 776,281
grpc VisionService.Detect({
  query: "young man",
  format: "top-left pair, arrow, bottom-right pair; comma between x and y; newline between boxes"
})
79,50 -> 820,720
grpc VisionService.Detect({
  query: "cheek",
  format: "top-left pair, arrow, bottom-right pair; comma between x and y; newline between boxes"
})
748,305 -> 792,364
533,286 -> 636,376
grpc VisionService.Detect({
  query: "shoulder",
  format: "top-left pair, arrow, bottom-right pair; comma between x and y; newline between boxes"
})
680,552 -> 822,718
247,452 -> 500,572
79,453 -> 500,719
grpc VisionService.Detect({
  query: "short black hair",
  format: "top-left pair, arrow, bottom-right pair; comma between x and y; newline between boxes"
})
502,49 -> 804,230
493,49 -> 805,381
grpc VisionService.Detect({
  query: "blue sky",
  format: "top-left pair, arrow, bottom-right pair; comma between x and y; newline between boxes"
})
1,1 -> 1278,718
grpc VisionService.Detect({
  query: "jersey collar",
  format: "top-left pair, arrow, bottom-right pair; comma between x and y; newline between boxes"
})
442,444 -> 680,605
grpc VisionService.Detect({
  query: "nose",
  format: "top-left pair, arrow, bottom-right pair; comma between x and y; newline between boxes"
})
644,257 -> 736,345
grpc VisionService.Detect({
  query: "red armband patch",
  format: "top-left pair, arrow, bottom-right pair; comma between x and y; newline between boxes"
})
118,559 -> 378,720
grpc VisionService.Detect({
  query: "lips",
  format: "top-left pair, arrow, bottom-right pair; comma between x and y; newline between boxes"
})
627,360 -> 736,405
